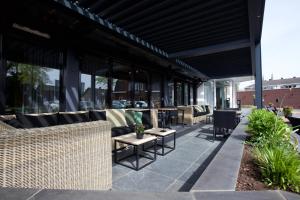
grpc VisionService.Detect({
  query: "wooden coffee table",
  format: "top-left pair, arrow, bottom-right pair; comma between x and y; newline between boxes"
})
144,128 -> 176,156
114,133 -> 157,171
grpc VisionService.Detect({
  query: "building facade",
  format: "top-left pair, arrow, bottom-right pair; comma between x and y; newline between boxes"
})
237,77 -> 300,108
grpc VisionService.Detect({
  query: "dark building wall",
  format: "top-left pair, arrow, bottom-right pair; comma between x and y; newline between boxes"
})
64,49 -> 80,111
237,88 -> 300,108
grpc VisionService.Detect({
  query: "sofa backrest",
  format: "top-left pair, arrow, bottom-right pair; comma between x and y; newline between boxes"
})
58,111 -> 90,125
17,113 -> 59,128
213,110 -> 237,129
106,109 -> 128,128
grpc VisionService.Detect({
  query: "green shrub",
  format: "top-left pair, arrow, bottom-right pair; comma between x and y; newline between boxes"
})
248,109 -> 300,193
247,109 -> 291,147
254,145 -> 300,192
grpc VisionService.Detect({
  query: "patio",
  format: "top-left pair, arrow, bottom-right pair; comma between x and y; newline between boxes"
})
112,124 -> 224,192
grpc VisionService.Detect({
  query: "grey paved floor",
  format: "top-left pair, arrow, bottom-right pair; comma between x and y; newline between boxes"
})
112,124 -> 225,192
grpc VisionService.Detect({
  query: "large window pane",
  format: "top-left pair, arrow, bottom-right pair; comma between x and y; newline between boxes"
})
112,63 -> 132,108
95,76 -> 108,109
5,61 -> 60,113
134,70 -> 149,108
177,82 -> 183,106
80,73 -> 93,110
151,75 -> 161,108
184,83 -> 189,105
166,81 -> 174,106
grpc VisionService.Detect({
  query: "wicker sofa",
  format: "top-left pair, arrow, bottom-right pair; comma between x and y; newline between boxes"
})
177,105 -> 210,125
0,120 -> 112,190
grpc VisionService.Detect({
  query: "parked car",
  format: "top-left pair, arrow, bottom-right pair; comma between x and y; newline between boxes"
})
80,101 -> 94,110
112,100 -> 126,109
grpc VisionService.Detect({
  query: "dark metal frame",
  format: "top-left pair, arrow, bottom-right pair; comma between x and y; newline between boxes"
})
114,138 -> 157,171
143,131 -> 176,156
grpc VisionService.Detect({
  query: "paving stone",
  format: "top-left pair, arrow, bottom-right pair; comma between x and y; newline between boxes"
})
147,157 -> 191,179
193,191 -> 285,200
32,190 -> 194,200
165,180 -> 193,192
0,188 -> 40,200
113,169 -> 174,192
279,190 -> 300,200
191,117 -> 248,191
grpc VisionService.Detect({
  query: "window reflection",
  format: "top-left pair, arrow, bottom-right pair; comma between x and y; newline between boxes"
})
177,82 -> 183,106
95,76 -> 107,109
134,70 -> 149,108
5,61 -> 60,113
80,73 -> 93,110
151,75 -> 161,108
112,63 -> 132,108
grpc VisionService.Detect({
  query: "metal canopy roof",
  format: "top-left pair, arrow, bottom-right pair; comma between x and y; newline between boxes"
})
67,0 -> 265,79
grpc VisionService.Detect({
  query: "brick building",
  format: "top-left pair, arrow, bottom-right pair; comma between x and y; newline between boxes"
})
237,77 -> 300,108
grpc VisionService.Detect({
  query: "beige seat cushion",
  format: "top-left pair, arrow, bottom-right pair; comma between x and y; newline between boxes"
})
106,109 -> 128,128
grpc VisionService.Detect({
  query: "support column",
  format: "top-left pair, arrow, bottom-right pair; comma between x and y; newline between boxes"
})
106,59 -> 112,108
254,43 -> 263,108
64,49 -> 80,111
0,34 -> 5,114
193,82 -> 197,105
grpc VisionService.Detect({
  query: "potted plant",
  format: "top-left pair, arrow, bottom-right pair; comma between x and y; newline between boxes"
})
283,106 -> 293,117
135,123 -> 145,139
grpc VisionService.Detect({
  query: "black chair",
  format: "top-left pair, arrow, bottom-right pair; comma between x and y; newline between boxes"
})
213,110 -> 238,141
287,116 -> 300,133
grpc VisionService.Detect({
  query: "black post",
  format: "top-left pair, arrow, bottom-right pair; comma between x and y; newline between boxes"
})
193,82 -> 198,105
148,73 -> 152,108
131,65 -> 135,108
254,43 -> 263,108
174,80 -> 177,106
91,73 -> 95,109
188,83 -> 191,105
0,33 -> 5,114
107,59 -> 113,108
161,74 -> 165,107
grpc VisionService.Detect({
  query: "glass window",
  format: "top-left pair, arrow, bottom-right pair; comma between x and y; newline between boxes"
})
166,81 -> 174,106
112,63 -> 132,108
134,70 -> 149,108
5,61 -> 60,114
80,73 -> 93,110
95,76 -> 108,109
184,83 -> 189,105
151,75 -> 161,108
176,82 -> 183,106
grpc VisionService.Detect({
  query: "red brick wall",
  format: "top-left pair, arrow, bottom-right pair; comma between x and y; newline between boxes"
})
237,88 -> 300,108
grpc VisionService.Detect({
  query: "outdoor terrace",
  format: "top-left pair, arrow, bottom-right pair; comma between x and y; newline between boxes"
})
112,123 -> 223,192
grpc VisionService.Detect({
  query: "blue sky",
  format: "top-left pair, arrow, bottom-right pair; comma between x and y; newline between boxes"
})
261,0 -> 300,79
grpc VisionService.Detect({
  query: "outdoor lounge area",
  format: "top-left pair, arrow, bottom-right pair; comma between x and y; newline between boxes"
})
1,0 -> 300,199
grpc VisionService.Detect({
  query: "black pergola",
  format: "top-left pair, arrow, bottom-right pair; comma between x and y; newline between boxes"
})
56,0 -> 265,107
0,0 -> 265,111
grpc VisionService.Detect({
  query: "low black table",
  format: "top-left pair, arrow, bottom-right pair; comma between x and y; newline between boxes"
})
144,128 -> 176,156
114,133 -> 157,171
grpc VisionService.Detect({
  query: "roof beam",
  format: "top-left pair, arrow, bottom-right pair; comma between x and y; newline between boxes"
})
169,39 -> 251,59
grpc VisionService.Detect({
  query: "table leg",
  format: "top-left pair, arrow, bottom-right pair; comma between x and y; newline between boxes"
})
174,132 -> 176,149
154,139 -> 157,160
161,136 -> 165,155
136,145 -> 139,170
114,140 -> 117,163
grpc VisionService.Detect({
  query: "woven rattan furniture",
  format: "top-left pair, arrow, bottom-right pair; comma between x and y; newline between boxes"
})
114,133 -> 157,170
177,105 -> 208,125
0,120 -> 112,190
144,128 -> 176,156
